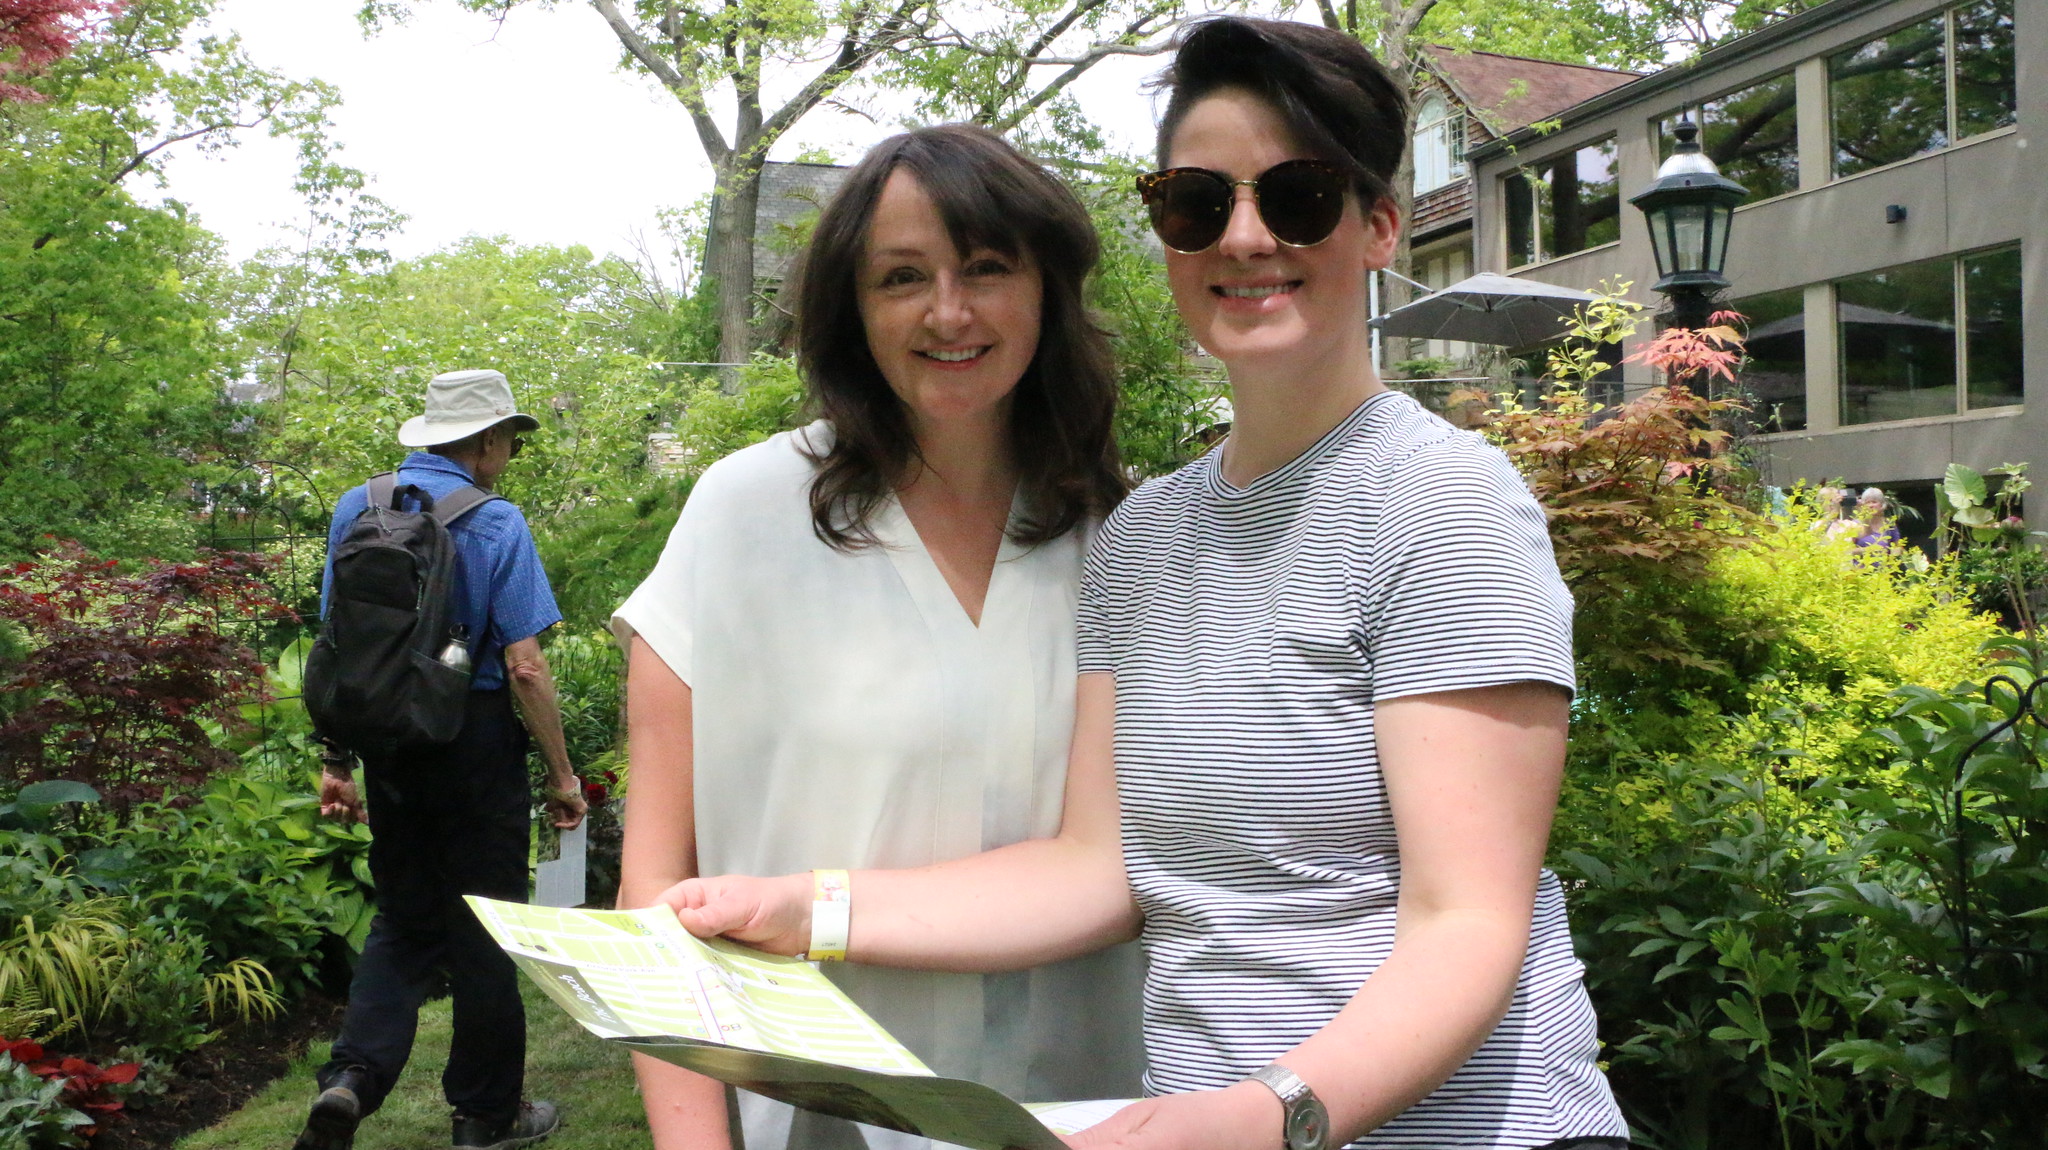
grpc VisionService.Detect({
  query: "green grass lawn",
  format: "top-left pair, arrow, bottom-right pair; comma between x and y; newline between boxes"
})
179,980 -> 650,1149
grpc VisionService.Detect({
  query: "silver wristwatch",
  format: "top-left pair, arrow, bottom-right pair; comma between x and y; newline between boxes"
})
1246,1063 -> 1331,1150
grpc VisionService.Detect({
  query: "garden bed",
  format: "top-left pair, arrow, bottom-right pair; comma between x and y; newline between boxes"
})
91,993 -> 345,1150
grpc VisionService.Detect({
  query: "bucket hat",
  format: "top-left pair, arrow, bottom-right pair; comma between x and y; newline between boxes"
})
397,369 -> 541,447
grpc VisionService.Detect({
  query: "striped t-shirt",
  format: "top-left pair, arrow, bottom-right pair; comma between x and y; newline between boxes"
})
1076,390 -> 1626,1147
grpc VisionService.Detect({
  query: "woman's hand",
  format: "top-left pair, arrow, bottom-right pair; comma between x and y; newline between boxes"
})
1066,1084 -> 1283,1150
657,872 -> 814,956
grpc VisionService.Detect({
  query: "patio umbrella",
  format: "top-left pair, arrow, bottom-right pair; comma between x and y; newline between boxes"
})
1371,272 -> 1601,347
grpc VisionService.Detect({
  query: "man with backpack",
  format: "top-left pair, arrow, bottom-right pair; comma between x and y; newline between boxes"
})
297,368 -> 587,1150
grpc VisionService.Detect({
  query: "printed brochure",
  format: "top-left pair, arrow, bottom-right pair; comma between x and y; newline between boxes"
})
464,897 -> 1132,1148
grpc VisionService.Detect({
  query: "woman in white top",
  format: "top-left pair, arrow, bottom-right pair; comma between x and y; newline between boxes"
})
611,124 -> 1145,1150
660,18 -> 1628,1150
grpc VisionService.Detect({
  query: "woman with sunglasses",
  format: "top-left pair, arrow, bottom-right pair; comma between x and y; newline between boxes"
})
661,18 -> 1626,1150
611,123 -> 1144,1150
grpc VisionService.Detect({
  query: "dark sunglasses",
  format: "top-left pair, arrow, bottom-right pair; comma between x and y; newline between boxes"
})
505,435 -> 525,458
1135,159 -> 1349,254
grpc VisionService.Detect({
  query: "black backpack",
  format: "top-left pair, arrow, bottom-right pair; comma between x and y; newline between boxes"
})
304,472 -> 501,753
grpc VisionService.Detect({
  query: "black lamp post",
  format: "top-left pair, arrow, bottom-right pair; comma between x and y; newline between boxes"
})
1629,120 -> 1747,332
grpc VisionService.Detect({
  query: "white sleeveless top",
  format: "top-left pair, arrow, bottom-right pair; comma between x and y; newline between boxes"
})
613,422 -> 1145,1149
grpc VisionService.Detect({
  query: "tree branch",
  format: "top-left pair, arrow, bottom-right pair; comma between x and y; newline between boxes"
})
1392,0 -> 1441,52
987,13 -> 1178,131
923,32 -> 1177,68
753,0 -> 927,149
33,110 -> 279,250
1020,0 -> 1109,62
588,0 -> 729,165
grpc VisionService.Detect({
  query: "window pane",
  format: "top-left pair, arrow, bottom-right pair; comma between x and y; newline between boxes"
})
1416,117 -> 1452,194
1964,246 -> 2023,409
1733,288 -> 1806,431
1507,139 -> 1618,265
1953,0 -> 2017,139
1505,171 -> 1538,266
1838,258 -> 1956,424
1564,138 -> 1621,251
1831,15 -> 1947,178
1659,73 -> 1798,200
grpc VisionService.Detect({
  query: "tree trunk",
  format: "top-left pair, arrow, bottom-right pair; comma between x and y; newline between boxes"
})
1388,107 -> 1420,369
708,155 -> 765,390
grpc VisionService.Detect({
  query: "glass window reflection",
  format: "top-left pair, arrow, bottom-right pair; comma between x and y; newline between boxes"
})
1733,289 -> 1806,432
1657,73 -> 1798,201
1953,0 -> 2017,140
1831,14 -> 1948,178
1838,259 -> 1956,425
1964,246 -> 2023,410
1504,137 -> 1619,267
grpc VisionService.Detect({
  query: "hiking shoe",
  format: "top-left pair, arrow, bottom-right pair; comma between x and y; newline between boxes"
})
293,1066 -> 372,1150
452,1100 -> 561,1150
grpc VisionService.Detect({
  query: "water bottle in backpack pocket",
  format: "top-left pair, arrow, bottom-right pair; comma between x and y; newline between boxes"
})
305,474 -> 500,753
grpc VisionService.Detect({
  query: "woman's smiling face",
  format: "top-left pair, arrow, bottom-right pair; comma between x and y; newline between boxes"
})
1160,87 -> 1397,373
857,169 -> 1043,438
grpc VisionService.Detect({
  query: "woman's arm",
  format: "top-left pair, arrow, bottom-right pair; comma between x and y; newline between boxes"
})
662,671 -> 1141,970
1071,681 -> 1568,1150
617,636 -> 734,1150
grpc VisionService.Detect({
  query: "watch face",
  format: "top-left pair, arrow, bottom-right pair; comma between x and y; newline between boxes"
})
1285,1096 -> 1331,1150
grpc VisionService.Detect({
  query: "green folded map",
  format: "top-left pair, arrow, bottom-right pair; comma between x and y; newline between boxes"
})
465,897 -> 1130,1149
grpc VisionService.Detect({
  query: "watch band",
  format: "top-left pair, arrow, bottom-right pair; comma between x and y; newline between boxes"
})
1247,1063 -> 1331,1150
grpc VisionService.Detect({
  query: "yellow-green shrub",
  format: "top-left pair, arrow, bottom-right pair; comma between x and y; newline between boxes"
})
1558,491 -> 1998,858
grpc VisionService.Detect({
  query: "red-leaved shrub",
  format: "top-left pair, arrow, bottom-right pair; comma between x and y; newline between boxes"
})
0,542 -> 290,810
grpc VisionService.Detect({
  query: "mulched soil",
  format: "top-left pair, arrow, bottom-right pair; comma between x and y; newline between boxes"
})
88,993 -> 347,1150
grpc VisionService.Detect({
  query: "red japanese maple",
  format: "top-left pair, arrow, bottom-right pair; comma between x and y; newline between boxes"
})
0,542 -> 291,810
0,0 -> 121,102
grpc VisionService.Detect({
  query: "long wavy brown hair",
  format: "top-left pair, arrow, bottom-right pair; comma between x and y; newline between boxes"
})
793,123 -> 1126,551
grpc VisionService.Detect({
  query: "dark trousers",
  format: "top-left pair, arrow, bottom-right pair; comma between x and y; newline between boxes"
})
319,689 -> 532,1121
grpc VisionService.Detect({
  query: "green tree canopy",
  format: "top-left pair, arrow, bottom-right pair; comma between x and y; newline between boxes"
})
0,0 -> 355,559
245,234 -> 679,522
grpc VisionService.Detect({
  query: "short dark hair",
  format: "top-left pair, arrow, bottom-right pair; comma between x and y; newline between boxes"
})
793,123 -> 1125,551
1153,17 -> 1408,208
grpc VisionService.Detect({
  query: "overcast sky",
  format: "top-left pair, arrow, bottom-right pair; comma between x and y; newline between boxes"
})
160,0 -> 1164,268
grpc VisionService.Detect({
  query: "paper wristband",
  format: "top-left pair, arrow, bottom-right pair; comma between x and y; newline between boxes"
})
808,869 -> 851,962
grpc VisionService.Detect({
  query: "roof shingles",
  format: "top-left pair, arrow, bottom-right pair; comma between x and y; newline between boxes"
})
1423,46 -> 1640,137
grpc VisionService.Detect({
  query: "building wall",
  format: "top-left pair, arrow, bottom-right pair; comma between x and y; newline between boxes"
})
1471,0 -> 2040,518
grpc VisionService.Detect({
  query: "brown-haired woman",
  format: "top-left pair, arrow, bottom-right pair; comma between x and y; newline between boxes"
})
610,123 -> 1144,1150
663,17 -> 1629,1150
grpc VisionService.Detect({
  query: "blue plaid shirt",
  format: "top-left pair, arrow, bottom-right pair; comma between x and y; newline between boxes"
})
320,452 -> 561,691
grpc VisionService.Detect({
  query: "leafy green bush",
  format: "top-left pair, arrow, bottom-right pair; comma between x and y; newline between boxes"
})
1560,643 -> 2048,1149
669,353 -> 809,471
537,353 -> 799,633
537,481 -> 692,635
1081,180 -> 1224,480
0,771 -> 372,1059
1482,294 -> 2042,1146
537,629 -> 624,771
1936,463 -> 2046,632
1557,490 -> 1998,863
0,864 -> 285,1059
95,774 -> 373,992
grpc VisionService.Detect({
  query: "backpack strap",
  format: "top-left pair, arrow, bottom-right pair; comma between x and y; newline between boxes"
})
365,472 -> 400,510
429,484 -> 502,528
